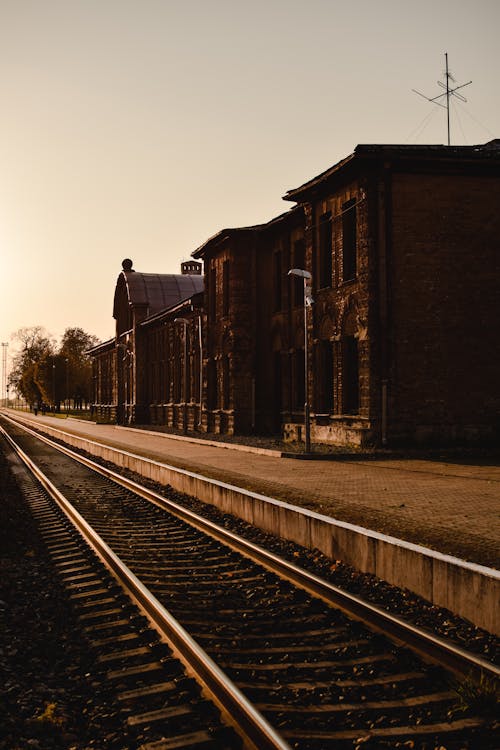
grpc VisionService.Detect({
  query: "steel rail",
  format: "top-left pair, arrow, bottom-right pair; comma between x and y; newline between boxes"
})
3,414 -> 499,687
0,423 -> 291,750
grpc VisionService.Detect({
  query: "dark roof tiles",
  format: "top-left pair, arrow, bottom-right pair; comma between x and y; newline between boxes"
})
114,268 -> 204,321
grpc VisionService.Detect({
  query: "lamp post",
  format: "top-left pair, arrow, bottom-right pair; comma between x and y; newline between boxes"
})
288,268 -> 313,454
117,340 -> 132,424
175,318 -> 189,434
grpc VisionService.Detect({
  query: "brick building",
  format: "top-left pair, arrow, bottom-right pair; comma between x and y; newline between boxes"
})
89,259 -> 203,426
281,141 -> 500,445
191,207 -> 305,435
89,141 -> 500,446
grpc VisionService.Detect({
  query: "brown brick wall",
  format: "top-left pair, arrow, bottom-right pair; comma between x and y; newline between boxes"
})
308,181 -> 373,436
205,237 -> 257,433
388,172 -> 500,442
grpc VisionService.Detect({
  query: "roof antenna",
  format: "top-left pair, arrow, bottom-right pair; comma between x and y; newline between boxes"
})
412,53 -> 472,145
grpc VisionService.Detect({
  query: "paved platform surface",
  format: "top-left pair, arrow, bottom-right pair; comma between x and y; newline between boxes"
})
5,411 -> 500,570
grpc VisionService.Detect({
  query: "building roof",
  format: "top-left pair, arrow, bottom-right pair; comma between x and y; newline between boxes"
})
113,259 -> 204,320
140,290 -> 204,329
191,206 -> 303,259
283,140 -> 500,202
85,337 -> 115,356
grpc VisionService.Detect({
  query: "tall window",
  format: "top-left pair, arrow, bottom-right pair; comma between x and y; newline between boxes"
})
273,250 -> 282,312
343,336 -> 359,414
207,358 -> 217,410
273,352 -> 282,430
193,345 -> 200,406
292,239 -> 305,307
342,198 -> 357,281
209,266 -> 217,321
319,212 -> 332,289
222,260 -> 230,316
293,348 -> 305,410
185,334 -> 191,402
222,354 -> 230,410
316,340 -> 334,413
173,335 -> 181,403
163,329 -> 170,403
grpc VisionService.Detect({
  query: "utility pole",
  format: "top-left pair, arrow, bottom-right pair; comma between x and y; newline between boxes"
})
1,342 -> 8,404
412,53 -> 472,145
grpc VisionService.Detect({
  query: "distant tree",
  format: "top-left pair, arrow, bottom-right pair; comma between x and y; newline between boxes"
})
59,327 -> 100,409
9,326 -> 100,410
9,327 -> 55,406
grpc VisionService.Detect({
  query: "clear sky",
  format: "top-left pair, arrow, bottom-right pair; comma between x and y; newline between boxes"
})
1,0 -> 498,363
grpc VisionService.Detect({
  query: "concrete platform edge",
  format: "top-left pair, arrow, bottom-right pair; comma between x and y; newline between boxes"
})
7,413 -> 499,636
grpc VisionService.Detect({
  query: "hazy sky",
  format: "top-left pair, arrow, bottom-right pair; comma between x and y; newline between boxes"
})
1,0 -> 498,363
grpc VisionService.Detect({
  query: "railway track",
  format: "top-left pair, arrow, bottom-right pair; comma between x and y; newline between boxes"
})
1,414 -> 498,749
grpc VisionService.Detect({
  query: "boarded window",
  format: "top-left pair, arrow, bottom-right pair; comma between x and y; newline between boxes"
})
319,212 -> 332,289
173,335 -> 181,403
316,340 -> 334,413
207,358 -> 217,410
273,251 -> 282,312
185,333 -> 191,402
293,348 -> 305,410
209,267 -> 217,321
222,354 -> 230,410
272,351 -> 282,430
222,260 -> 230,316
292,239 -> 306,306
343,335 -> 359,414
342,199 -> 357,281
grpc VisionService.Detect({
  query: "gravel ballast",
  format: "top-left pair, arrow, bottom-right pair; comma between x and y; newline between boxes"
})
0,442 -> 133,749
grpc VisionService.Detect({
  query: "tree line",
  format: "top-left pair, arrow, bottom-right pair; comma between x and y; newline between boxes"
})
9,326 -> 100,411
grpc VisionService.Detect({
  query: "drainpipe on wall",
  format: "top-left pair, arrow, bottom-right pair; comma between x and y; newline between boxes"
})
381,378 -> 388,446
378,166 -> 391,447
251,377 -> 256,430
198,314 -> 203,428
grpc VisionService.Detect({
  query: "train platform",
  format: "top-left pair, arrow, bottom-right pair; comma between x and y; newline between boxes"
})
4,409 -> 499,572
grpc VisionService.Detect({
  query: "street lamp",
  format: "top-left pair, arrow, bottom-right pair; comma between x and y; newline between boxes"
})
175,318 -> 189,434
288,268 -> 313,454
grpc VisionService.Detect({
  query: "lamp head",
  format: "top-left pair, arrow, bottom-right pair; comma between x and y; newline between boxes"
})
288,268 -> 311,279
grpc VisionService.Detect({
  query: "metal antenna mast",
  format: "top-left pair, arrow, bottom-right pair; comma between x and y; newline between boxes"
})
412,53 -> 472,145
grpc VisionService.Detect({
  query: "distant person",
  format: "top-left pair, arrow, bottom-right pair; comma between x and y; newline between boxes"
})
33,402 -> 38,416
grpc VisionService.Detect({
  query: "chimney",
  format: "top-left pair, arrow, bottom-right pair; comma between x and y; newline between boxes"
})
181,260 -> 202,275
122,258 -> 134,272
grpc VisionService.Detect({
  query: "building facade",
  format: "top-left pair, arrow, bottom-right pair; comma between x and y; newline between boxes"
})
89,259 -> 203,427
89,141 -> 500,447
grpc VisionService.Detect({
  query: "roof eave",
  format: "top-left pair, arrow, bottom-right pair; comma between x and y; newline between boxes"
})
283,151 -> 357,202
85,337 -> 115,356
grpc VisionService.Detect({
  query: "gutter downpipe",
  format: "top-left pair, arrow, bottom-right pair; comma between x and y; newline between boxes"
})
378,165 -> 391,446
198,314 -> 203,428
